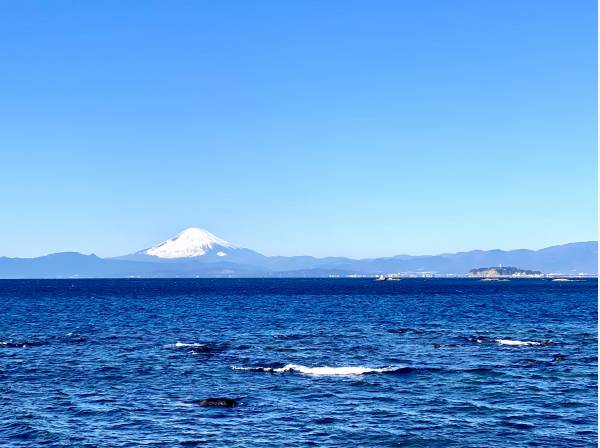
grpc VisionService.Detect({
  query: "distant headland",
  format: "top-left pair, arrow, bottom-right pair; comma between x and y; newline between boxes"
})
466,266 -> 543,278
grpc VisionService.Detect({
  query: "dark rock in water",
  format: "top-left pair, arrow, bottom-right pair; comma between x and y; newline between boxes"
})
387,327 -> 424,335
553,354 -> 567,361
465,336 -> 493,344
198,397 -> 238,407
0,340 -> 44,348
171,342 -> 228,356
66,336 -> 87,343
386,367 -> 415,374
189,346 -> 212,355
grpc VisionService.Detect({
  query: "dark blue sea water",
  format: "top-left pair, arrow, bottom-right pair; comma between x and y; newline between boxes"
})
0,279 -> 597,447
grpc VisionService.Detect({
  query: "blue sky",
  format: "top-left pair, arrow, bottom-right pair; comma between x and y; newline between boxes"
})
1,1 -> 597,258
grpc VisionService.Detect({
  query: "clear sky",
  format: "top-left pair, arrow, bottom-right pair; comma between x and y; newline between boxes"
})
1,1 -> 597,258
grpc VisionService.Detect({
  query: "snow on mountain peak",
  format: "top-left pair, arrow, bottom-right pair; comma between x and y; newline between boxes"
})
144,228 -> 236,259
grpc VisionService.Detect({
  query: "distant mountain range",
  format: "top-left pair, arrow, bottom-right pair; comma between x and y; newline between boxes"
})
0,228 -> 596,278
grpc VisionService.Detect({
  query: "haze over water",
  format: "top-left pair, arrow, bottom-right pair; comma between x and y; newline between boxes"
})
0,278 -> 596,447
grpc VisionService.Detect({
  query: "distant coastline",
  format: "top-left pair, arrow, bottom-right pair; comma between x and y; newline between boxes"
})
0,229 -> 596,279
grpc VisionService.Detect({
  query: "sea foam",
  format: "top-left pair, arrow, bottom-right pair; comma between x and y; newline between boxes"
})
231,364 -> 409,376
174,342 -> 207,348
495,339 -> 545,346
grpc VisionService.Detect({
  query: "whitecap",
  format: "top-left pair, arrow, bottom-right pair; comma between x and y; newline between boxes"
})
164,342 -> 208,349
175,342 -> 207,348
495,339 -> 546,346
231,364 -> 408,376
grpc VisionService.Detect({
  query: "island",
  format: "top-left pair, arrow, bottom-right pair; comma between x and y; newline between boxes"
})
466,266 -> 544,278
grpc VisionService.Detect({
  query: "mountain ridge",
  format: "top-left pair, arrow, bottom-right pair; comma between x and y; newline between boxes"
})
0,229 -> 595,278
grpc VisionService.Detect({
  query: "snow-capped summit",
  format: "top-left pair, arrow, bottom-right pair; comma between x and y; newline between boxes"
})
142,228 -> 236,259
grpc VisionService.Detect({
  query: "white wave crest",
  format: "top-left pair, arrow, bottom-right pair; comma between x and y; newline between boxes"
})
495,339 -> 545,346
164,342 -> 208,348
231,364 -> 404,376
175,342 -> 206,348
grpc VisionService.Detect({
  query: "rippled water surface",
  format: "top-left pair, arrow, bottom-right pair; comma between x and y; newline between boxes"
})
0,279 -> 597,447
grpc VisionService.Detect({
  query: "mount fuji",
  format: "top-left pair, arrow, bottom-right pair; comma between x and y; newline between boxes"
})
114,227 -> 267,270
143,227 -> 236,259
0,227 -> 596,278
118,228 -> 264,264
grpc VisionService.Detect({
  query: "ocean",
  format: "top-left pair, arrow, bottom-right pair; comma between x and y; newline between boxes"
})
0,278 -> 597,447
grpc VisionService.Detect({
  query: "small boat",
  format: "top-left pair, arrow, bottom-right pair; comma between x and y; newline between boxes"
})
375,275 -> 401,281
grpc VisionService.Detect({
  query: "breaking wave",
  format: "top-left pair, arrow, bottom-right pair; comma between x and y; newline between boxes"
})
163,341 -> 211,350
464,336 -> 552,346
163,341 -> 216,355
231,364 -> 413,376
495,339 -> 550,346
